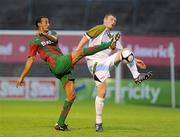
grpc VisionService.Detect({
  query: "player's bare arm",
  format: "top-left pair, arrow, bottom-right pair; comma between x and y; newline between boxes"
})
76,35 -> 89,50
16,56 -> 35,87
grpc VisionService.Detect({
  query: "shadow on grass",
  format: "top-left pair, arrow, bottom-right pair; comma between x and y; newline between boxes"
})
104,126 -> 142,132
41,124 -> 142,132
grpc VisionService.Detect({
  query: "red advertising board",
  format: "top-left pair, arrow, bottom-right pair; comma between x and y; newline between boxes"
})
0,34 -> 84,63
0,33 -> 180,66
122,36 -> 180,66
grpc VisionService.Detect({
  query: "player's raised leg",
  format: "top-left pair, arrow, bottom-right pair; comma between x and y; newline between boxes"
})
71,32 -> 120,65
114,48 -> 152,84
71,42 -> 112,65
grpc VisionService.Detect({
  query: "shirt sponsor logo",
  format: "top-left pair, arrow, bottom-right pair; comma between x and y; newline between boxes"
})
41,40 -> 54,47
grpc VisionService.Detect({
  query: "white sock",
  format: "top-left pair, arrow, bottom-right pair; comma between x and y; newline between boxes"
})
127,59 -> 140,79
95,96 -> 104,124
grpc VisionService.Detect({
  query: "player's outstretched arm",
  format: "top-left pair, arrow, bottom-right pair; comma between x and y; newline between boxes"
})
16,56 -> 35,87
76,35 -> 89,50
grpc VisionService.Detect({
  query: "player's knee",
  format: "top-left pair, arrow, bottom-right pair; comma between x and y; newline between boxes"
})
99,90 -> 106,98
97,84 -> 106,98
117,51 -> 122,60
67,92 -> 76,102
114,51 -> 123,65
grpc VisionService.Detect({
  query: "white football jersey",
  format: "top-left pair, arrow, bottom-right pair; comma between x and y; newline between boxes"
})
85,25 -> 123,63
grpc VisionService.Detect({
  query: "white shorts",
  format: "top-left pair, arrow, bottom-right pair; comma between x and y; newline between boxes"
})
87,52 -> 118,86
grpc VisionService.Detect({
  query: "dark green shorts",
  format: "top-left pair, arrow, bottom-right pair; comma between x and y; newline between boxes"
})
48,54 -> 75,86
54,71 -> 75,87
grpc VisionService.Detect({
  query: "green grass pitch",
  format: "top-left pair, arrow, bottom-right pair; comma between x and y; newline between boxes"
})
0,100 -> 180,137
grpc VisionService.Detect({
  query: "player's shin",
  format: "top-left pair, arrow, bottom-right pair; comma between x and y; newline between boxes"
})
127,59 -> 140,79
95,96 -> 104,124
83,42 -> 112,56
57,99 -> 74,126
120,49 -> 140,79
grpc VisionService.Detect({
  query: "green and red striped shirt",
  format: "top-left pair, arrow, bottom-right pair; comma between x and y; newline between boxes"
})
28,30 -> 63,61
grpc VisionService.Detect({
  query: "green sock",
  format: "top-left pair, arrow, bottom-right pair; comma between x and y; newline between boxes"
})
57,100 -> 73,126
83,42 -> 112,56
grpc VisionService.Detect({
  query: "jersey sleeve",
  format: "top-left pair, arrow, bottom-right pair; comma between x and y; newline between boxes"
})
85,25 -> 106,40
28,40 -> 38,58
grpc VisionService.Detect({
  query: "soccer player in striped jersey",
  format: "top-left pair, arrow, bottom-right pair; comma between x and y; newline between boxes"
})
76,14 -> 152,132
16,16 -> 120,131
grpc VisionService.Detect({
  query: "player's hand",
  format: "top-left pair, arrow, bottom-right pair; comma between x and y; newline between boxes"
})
135,58 -> 146,69
110,42 -> 116,50
38,31 -> 47,36
16,77 -> 25,88
110,32 -> 121,50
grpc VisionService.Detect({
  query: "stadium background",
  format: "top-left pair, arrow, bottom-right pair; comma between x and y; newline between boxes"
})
0,0 -> 180,137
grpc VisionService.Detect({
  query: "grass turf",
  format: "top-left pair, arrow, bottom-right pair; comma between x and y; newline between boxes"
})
0,100 -> 180,137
